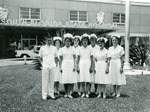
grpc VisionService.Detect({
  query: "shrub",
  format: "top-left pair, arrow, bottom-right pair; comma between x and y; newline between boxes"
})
129,37 -> 150,66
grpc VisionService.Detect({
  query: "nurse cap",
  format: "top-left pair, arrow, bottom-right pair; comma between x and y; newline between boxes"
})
89,34 -> 97,39
81,33 -> 90,40
53,36 -> 62,41
111,34 -> 121,38
97,37 -> 108,43
64,33 -> 73,40
73,35 -> 81,41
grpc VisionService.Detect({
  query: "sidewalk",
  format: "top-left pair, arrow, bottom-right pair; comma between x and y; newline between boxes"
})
125,69 -> 150,75
0,58 -> 33,66
0,58 -> 150,75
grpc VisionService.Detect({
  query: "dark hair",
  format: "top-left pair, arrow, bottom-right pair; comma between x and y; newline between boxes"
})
45,35 -> 53,40
74,37 -> 80,42
81,37 -> 90,45
73,37 -> 81,46
64,37 -> 72,41
111,36 -> 121,45
97,38 -> 105,43
54,40 -> 62,46
112,36 -> 119,40
64,37 -> 72,45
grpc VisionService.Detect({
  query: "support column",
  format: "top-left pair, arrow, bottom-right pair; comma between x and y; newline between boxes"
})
0,29 -> 6,58
21,34 -> 23,50
124,0 -> 132,71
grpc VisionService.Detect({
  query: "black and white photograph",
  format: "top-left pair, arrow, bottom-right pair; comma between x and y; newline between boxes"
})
0,0 -> 150,112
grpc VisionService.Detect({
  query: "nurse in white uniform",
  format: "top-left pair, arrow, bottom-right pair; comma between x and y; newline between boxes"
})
89,34 -> 99,94
108,35 -> 126,98
60,33 -> 76,98
72,35 -> 81,96
53,37 -> 62,95
93,37 -> 110,98
77,34 -> 93,98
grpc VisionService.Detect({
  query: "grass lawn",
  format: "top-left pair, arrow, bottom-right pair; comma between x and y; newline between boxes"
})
0,65 -> 150,112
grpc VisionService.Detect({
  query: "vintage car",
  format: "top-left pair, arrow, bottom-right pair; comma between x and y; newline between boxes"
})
15,45 -> 41,58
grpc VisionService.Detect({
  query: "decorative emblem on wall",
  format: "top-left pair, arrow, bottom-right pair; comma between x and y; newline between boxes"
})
96,11 -> 105,24
0,7 -> 9,21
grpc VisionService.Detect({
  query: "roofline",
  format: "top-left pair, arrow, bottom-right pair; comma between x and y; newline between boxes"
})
74,0 -> 150,6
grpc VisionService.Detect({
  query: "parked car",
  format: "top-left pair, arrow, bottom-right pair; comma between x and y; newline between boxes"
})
15,45 -> 41,58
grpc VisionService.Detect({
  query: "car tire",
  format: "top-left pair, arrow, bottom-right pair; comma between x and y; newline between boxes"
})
21,54 -> 30,58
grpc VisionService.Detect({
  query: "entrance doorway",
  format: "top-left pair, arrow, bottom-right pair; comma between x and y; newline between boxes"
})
20,34 -> 38,50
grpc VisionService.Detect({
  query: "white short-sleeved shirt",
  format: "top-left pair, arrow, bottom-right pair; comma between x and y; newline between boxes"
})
56,48 -> 61,60
93,48 -> 108,61
108,45 -> 124,59
39,45 -> 57,68
89,44 -> 99,52
89,44 -> 100,57
60,46 -> 75,60
74,46 -> 80,56
78,46 -> 92,60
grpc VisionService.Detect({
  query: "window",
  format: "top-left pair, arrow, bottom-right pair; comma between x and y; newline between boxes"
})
70,10 -> 88,22
19,7 -> 41,20
113,13 -> 125,24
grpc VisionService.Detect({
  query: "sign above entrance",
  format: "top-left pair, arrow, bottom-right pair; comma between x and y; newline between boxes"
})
0,19 -> 118,29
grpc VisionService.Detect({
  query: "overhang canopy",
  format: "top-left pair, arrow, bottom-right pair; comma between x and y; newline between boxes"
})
107,32 -> 150,37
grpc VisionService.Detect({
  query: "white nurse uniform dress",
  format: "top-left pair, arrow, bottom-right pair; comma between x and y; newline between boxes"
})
60,46 -> 77,84
94,48 -> 111,84
74,46 -> 81,82
54,48 -> 61,82
78,46 -> 92,83
89,45 -> 99,82
108,45 -> 126,85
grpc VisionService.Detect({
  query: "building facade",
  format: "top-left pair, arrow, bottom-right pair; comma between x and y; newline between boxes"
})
0,0 -> 150,58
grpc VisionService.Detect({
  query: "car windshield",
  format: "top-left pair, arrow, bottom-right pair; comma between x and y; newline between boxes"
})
29,45 -> 34,50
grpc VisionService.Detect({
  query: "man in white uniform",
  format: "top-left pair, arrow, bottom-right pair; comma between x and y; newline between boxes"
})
39,35 -> 58,100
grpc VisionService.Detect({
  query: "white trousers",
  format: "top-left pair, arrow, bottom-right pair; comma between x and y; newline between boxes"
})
42,67 -> 55,99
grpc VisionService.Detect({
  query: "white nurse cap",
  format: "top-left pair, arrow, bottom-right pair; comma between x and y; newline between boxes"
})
64,33 -> 73,40
111,34 -> 121,38
97,37 -> 108,43
90,34 -> 97,39
53,37 -> 62,41
73,35 -> 81,41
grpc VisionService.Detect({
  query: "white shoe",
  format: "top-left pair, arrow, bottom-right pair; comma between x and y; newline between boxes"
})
112,93 -> 116,97
50,95 -> 55,99
64,94 -> 68,98
78,92 -> 81,96
81,93 -> 85,98
95,92 -> 98,95
42,96 -> 47,100
97,94 -> 101,98
103,94 -> 106,98
86,94 -> 89,98
55,91 -> 60,95
68,95 -> 73,98
116,94 -> 120,98
47,95 -> 56,100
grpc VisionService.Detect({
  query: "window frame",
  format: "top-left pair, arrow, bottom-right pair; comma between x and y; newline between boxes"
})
112,13 -> 125,25
19,7 -> 41,20
69,10 -> 88,22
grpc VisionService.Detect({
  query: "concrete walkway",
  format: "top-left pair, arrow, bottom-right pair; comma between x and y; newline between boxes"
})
125,69 -> 150,75
0,58 -> 33,66
0,58 -> 150,75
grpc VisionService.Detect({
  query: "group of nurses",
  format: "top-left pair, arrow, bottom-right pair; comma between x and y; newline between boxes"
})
39,33 -> 126,100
